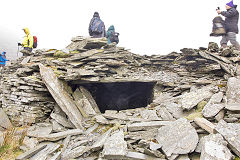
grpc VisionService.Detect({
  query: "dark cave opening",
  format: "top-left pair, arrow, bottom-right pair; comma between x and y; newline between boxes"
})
72,81 -> 156,113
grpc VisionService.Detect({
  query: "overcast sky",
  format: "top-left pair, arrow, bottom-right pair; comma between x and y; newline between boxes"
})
0,0 -> 237,59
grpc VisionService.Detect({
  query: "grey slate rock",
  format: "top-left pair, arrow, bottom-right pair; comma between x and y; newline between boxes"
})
216,120 -> 240,157
156,118 -> 198,157
200,134 -> 233,160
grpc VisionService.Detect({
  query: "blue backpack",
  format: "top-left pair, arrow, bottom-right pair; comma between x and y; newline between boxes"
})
91,17 -> 104,34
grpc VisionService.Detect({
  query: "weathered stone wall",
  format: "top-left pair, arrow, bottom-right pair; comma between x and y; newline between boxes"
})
0,57 -> 56,126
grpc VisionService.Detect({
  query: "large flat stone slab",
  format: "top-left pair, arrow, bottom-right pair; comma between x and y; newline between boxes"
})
128,121 -> 171,132
200,134 -> 233,160
179,86 -> 214,110
216,120 -> 240,157
156,118 -> 198,157
39,64 -> 83,129
103,130 -> 127,159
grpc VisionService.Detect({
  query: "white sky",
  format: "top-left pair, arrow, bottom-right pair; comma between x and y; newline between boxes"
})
0,0 -> 238,59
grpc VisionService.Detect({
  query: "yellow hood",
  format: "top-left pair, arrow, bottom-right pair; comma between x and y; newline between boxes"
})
23,27 -> 30,35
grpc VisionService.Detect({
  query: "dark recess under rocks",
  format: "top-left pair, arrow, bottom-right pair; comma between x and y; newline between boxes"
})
71,82 -> 156,112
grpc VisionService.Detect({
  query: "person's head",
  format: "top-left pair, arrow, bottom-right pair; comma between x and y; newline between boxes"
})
2,52 -> 6,55
226,0 -> 234,9
108,25 -> 115,31
23,28 -> 30,35
93,12 -> 100,18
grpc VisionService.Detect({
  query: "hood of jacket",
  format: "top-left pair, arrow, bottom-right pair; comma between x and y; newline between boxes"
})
107,25 -> 115,32
23,28 -> 30,35
93,12 -> 100,18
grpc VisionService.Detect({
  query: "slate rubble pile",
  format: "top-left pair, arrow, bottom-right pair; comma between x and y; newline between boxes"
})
1,37 -> 240,159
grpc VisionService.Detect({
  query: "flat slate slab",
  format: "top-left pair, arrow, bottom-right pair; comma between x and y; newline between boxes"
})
156,118 -> 198,157
200,134 -> 233,160
216,120 -> 240,157
103,130 -> 127,159
39,64 -> 83,129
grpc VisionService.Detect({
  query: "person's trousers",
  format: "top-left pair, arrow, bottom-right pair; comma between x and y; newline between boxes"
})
220,32 -> 240,50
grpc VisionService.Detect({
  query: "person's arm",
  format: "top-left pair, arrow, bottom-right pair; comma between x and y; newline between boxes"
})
22,36 -> 28,47
221,8 -> 238,18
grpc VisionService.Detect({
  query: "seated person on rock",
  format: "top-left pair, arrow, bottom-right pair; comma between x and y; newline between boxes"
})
18,27 -> 33,56
88,12 -> 106,38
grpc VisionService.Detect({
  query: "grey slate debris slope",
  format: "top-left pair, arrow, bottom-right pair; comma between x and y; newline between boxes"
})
1,37 -> 240,159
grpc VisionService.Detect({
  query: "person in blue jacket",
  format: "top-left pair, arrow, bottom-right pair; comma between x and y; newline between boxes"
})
106,25 -> 119,44
0,52 -> 9,67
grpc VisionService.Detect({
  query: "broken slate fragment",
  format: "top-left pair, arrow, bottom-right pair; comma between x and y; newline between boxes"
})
156,118 -> 198,157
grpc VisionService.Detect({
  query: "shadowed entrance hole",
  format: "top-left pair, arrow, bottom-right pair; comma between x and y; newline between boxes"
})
73,82 -> 156,113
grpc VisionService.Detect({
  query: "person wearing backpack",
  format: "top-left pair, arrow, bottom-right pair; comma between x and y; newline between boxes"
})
106,25 -> 119,44
88,12 -> 106,38
18,28 -> 34,52
0,52 -> 9,67
217,0 -> 240,50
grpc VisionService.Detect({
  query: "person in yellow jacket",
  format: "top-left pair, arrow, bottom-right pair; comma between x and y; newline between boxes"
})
18,28 -> 33,52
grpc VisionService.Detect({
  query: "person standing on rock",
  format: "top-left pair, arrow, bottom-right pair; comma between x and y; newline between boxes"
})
106,25 -> 119,44
18,28 -> 33,55
89,12 -> 106,38
0,52 -> 9,67
217,0 -> 240,50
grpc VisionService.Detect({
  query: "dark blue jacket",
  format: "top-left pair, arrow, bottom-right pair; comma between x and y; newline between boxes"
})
221,5 -> 239,34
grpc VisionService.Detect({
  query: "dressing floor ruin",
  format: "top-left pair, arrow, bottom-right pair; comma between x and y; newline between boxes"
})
71,81 -> 156,112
